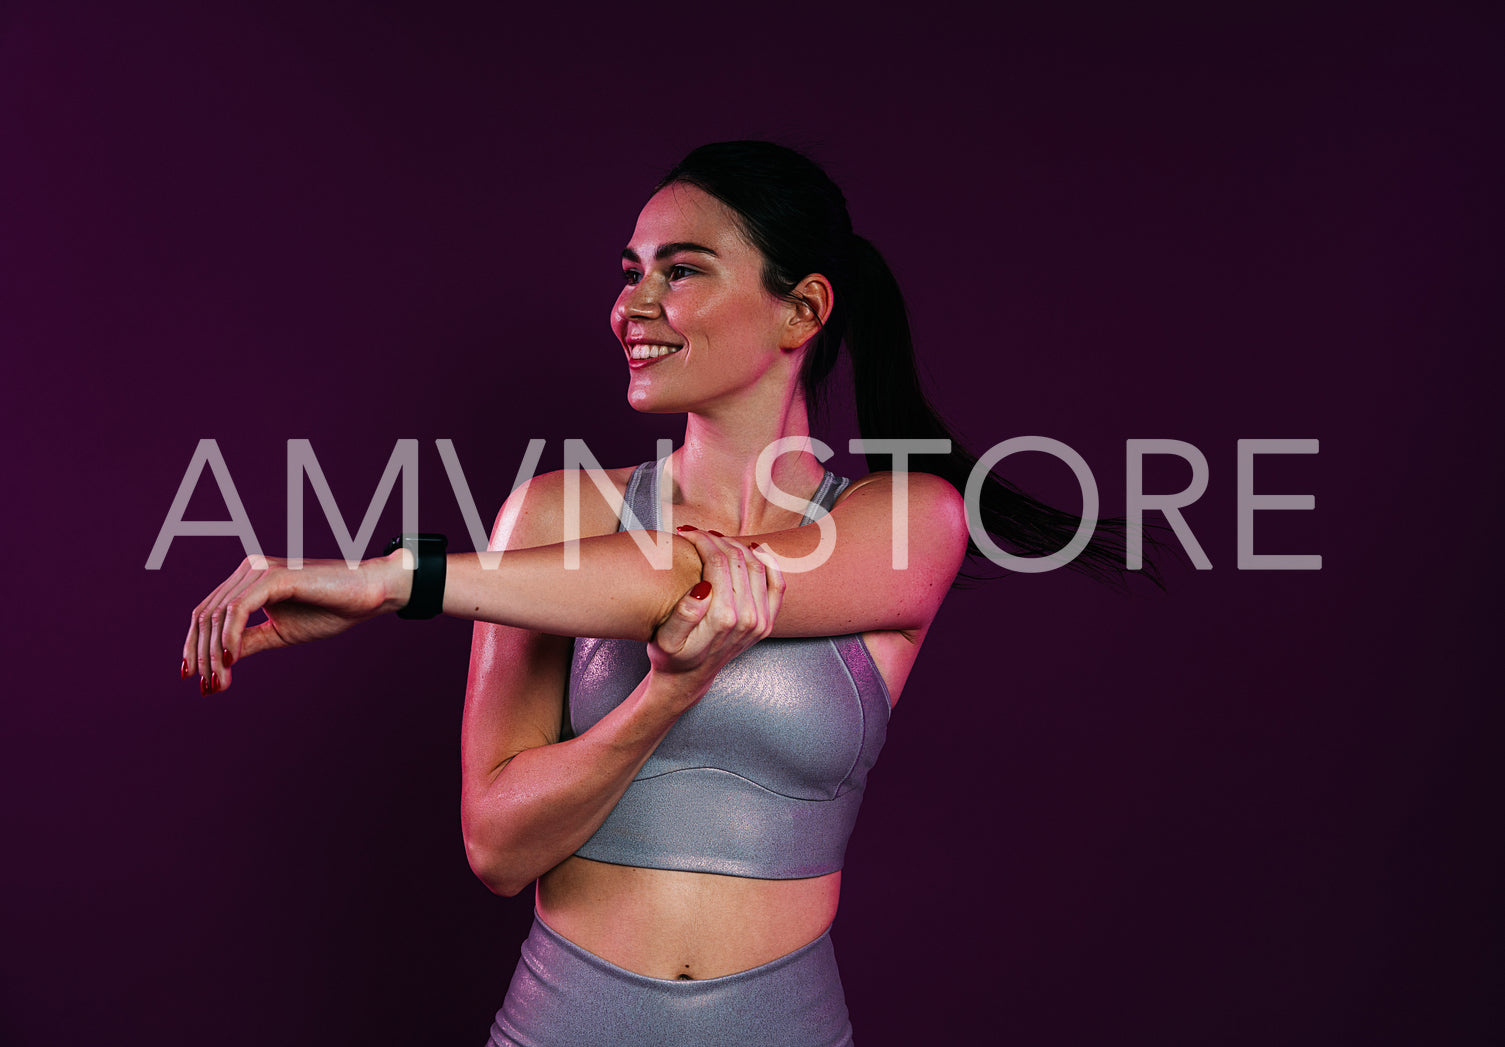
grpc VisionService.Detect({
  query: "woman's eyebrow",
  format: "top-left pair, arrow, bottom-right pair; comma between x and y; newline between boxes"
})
621,242 -> 721,263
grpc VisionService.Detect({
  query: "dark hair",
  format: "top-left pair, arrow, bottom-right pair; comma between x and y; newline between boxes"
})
659,140 -> 1154,586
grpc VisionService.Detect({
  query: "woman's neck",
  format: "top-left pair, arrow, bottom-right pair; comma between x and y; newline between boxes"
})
671,393 -> 828,535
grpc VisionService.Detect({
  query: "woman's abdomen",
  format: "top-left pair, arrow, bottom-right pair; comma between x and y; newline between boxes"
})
535,856 -> 841,980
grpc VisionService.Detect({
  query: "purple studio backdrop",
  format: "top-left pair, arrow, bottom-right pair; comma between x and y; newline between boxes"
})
2,3 -> 1501,1045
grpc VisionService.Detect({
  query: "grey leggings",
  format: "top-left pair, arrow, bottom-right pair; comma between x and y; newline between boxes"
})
487,913 -> 854,1047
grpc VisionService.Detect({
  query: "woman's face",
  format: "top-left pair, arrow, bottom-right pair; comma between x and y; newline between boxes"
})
612,182 -> 799,416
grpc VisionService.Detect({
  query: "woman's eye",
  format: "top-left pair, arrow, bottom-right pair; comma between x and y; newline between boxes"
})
622,265 -> 694,286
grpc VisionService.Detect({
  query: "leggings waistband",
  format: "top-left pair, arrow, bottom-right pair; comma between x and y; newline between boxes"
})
488,912 -> 854,1046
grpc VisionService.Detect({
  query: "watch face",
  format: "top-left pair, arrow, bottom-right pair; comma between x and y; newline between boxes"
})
384,534 -> 448,555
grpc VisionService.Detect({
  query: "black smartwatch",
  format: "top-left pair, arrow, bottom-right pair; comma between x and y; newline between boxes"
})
382,533 -> 449,620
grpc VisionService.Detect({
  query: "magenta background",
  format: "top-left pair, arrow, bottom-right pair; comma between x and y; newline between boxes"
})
2,3 -> 1502,1045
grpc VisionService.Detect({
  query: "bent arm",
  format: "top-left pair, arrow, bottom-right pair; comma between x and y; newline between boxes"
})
460,471 -> 676,896
461,624 -> 703,896
460,484 -> 784,896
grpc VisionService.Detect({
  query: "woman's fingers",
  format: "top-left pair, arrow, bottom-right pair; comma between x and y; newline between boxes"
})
676,527 -> 777,640
183,557 -> 280,694
675,527 -> 733,583
184,555 -> 395,694
195,583 -> 227,693
185,559 -> 238,683
208,590 -> 230,690
217,561 -> 278,666
682,531 -> 750,622
239,618 -> 293,660
652,579 -> 715,657
193,579 -> 224,691
186,586 -> 215,679
649,531 -> 780,680
748,543 -> 784,634
182,606 -> 200,680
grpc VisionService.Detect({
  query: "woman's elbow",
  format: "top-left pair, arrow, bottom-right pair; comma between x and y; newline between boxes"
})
463,834 -> 534,897
481,873 -> 533,899
461,796 -> 536,896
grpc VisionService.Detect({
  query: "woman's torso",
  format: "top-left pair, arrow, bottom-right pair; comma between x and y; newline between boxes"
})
535,461 -> 932,980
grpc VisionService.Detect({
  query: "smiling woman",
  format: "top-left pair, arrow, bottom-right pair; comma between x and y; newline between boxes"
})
616,185 -> 819,420
182,140 -> 1133,1046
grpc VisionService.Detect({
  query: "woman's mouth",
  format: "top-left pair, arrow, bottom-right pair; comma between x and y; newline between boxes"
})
628,343 -> 684,362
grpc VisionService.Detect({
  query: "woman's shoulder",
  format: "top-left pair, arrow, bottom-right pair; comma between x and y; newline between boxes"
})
829,469 -> 969,568
489,464 -> 642,550
833,469 -> 965,513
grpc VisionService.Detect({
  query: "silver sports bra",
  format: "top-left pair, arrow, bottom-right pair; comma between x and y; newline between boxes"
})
568,457 -> 892,879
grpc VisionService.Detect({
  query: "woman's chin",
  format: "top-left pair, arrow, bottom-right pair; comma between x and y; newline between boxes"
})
628,401 -> 681,416
627,386 -> 689,416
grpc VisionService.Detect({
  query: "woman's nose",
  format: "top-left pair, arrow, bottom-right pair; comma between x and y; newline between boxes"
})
623,278 -> 660,318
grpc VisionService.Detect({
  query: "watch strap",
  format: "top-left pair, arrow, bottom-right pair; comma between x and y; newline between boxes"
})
382,533 -> 448,620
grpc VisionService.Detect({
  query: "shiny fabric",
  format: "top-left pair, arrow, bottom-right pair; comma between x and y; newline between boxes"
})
487,914 -> 854,1047
568,458 -> 892,878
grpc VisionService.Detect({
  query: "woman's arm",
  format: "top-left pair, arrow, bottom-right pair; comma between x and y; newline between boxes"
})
181,487 -> 704,691
441,471 -> 968,636
459,475 -> 786,896
183,470 -> 967,691
462,612 -> 752,896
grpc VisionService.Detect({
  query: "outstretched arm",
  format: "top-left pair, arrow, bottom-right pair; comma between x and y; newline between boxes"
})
439,470 -> 967,636
181,528 -> 704,692
182,470 -> 967,692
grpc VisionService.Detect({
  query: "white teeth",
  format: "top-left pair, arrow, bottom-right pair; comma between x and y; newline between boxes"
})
630,344 -> 683,361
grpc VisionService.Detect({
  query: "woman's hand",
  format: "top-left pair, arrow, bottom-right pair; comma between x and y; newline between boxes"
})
182,554 -> 405,694
644,530 -> 785,711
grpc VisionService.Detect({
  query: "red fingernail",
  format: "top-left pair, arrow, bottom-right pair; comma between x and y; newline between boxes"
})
200,675 -> 209,696
209,672 -> 219,694
181,658 -> 189,680
748,542 -> 761,550
707,530 -> 724,537
223,648 -> 234,667
689,581 -> 712,600
675,525 -> 698,532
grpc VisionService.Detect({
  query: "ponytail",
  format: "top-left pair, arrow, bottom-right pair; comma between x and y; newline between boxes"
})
659,141 -> 1155,587
844,233 -> 1147,587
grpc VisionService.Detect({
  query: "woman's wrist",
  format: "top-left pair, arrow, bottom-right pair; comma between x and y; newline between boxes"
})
639,664 -> 716,719
369,549 -> 415,615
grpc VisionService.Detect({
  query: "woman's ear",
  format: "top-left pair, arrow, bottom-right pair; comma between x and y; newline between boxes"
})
782,274 -> 834,350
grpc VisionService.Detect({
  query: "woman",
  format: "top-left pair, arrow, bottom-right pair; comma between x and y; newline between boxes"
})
183,141 -> 1123,1045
